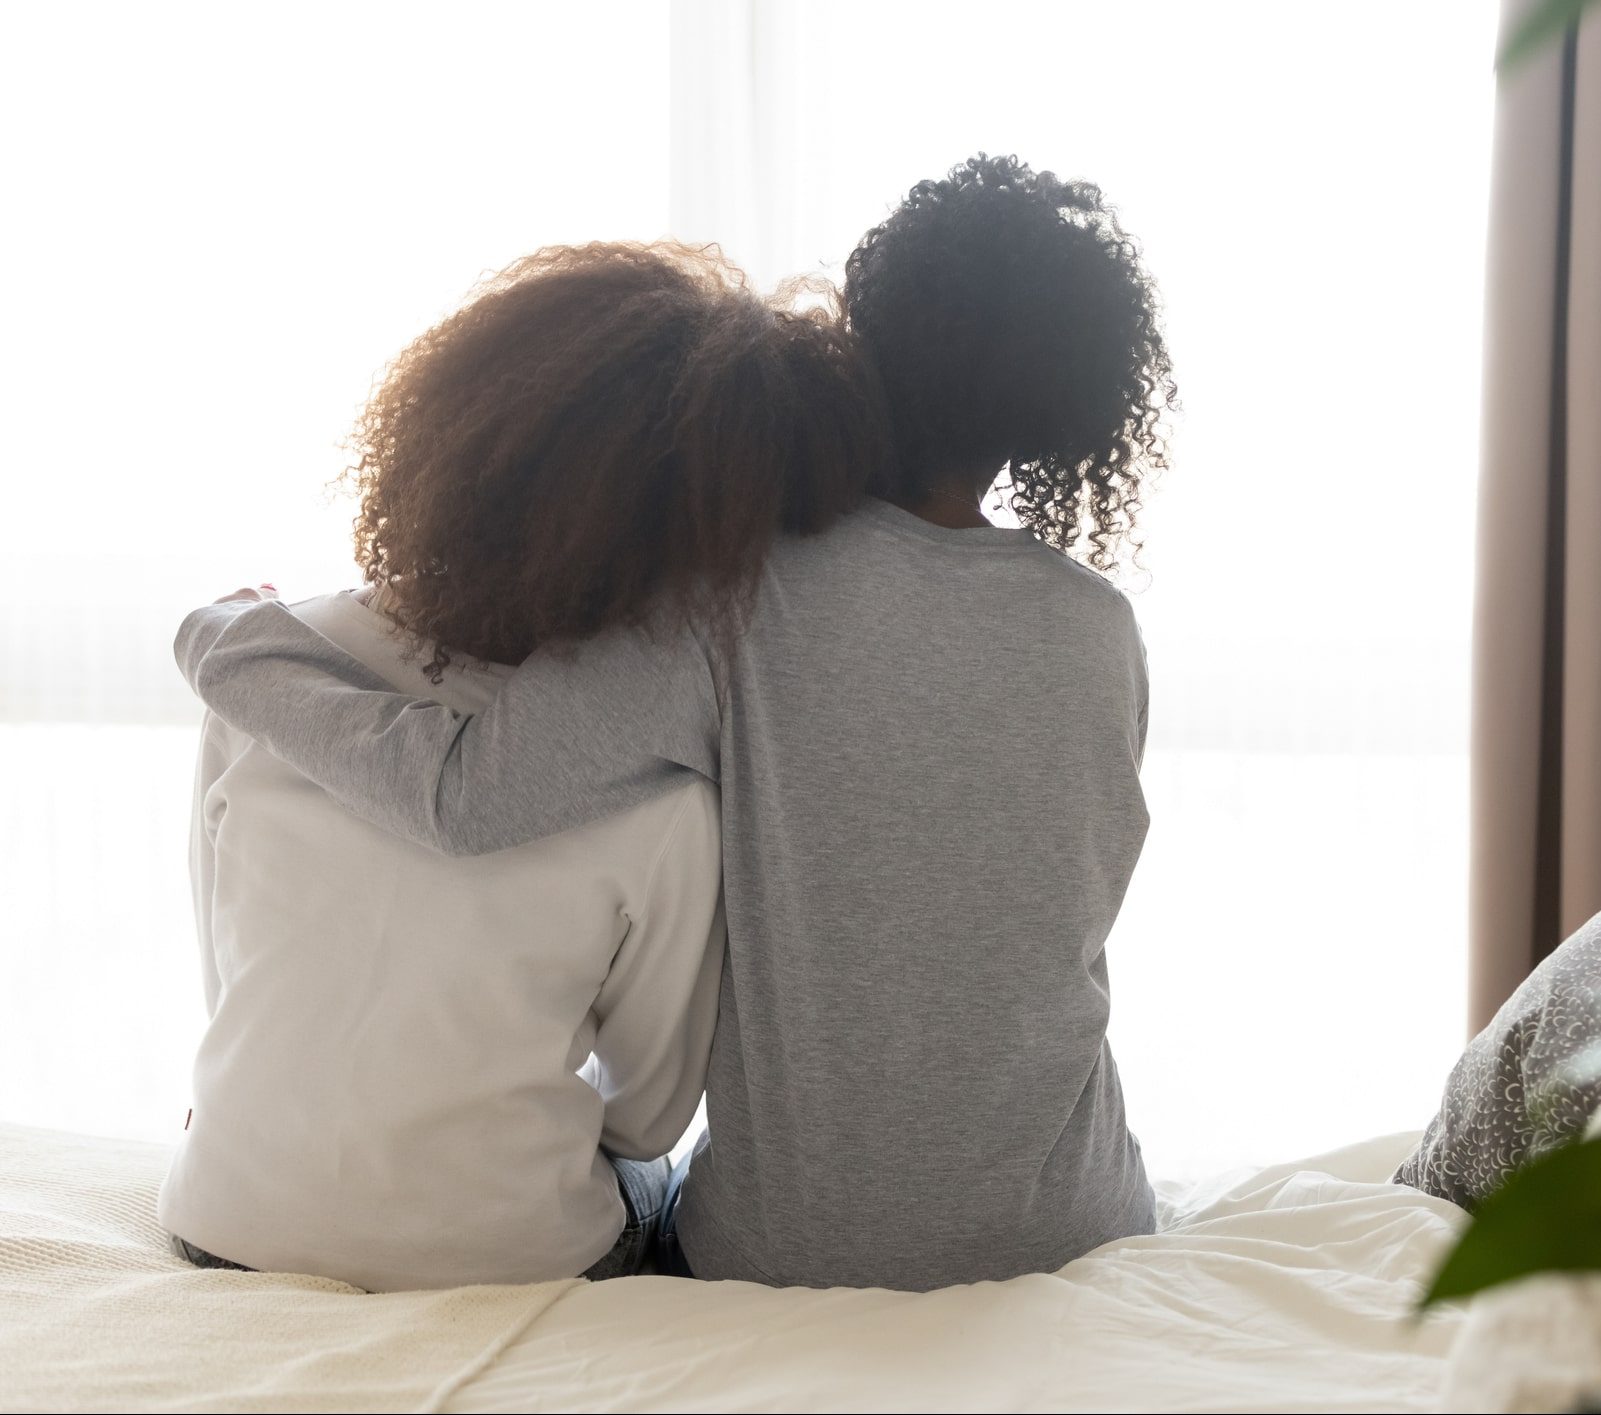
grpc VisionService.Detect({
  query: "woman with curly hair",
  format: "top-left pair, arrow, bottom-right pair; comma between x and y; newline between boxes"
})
158,242 -> 888,1290
175,154 -> 1177,1291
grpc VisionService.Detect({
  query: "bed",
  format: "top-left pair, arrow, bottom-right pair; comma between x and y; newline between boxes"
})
0,1121 -> 1472,1413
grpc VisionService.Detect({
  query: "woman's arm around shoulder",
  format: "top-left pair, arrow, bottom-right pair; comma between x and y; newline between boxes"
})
174,598 -> 721,856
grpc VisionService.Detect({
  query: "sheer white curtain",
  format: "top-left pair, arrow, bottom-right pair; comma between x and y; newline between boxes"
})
2,1 -> 1494,1174
0,1 -> 674,1139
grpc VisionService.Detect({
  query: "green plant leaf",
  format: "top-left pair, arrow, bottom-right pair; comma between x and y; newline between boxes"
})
1420,1136 -> 1601,1308
1497,0 -> 1596,73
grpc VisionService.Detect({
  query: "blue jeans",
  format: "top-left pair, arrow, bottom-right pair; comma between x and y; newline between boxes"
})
656,1144 -> 699,1279
580,1154 -> 672,1280
170,1152 -> 672,1283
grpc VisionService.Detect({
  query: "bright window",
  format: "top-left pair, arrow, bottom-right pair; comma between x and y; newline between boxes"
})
1,1 -> 1495,1175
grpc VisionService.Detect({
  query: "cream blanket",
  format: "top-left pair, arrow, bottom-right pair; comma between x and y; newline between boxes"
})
0,1125 -> 564,1412
0,1123 -> 1469,1413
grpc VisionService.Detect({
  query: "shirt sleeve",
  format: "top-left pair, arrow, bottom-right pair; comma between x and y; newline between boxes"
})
173,599 -> 722,857
587,784 -> 726,1161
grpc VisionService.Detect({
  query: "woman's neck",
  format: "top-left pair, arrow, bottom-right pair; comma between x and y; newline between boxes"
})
890,489 -> 986,528
885,480 -> 994,530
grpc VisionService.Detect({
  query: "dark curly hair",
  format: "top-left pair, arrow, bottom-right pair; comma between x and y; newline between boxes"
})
845,153 -> 1176,569
346,242 -> 889,680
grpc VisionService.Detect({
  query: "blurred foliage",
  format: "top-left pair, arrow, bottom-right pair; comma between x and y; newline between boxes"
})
1497,0 -> 1594,72
1421,1137 -> 1601,1307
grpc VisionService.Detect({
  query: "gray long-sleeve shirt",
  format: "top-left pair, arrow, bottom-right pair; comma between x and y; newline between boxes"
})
176,497 -> 1155,1290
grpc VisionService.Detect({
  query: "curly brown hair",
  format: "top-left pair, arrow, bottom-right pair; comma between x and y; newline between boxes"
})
844,153 -> 1176,569
347,242 -> 889,680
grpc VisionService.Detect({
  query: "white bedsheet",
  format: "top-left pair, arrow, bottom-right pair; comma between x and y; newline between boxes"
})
0,1123 -> 1467,1413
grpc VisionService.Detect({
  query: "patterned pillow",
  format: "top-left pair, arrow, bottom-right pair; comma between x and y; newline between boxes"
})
1395,912 -> 1601,1209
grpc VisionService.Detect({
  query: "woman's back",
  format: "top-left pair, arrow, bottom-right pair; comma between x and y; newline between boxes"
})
159,592 -> 724,1291
679,498 -> 1153,1288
